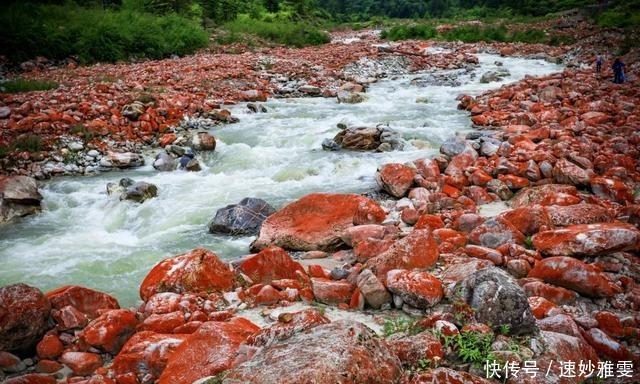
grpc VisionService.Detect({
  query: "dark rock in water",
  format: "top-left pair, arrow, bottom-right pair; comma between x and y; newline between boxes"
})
209,197 -> 275,236
410,71 -> 463,87
456,267 -> 537,335
107,178 -> 158,203
221,321 -> 402,384
0,283 -> 51,352
326,125 -> 405,152
480,69 -> 510,84
0,175 -> 42,224
153,151 -> 177,172
337,90 -> 366,104
247,103 -> 267,113
184,157 -> 201,172
321,138 -> 340,151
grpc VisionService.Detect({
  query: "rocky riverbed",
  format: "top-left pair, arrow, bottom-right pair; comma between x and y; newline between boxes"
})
1,26 -> 640,384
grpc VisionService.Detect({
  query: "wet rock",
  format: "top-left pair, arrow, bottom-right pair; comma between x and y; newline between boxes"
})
311,278 -> 355,305
121,101 -> 145,120
440,136 -> 474,157
377,163 -> 416,198
332,126 -> 379,151
107,178 -> 158,203
153,151 -> 177,172
527,256 -> 622,298
298,85 -> 321,96
36,334 -> 64,360
241,89 -> 267,102
532,223 -> 640,256
0,176 -> 42,224
356,269 -> 392,309
0,283 -> 51,352
581,327 -> 633,361
112,331 -> 189,381
246,103 -> 267,113
0,106 -> 11,119
139,248 -> 234,301
499,205 -> 552,236
552,159 -> 592,186
368,229 -> 439,283
386,270 -> 444,309
222,321 -> 402,384
3,374 -> 56,384
457,267 -> 537,335
209,197 -> 275,236
191,132 -> 216,151
80,309 -> 138,354
45,285 -> 119,318
251,193 -> 384,252
337,90 -> 366,104
103,152 -> 145,169
159,317 -> 259,384
321,138 -> 340,151
248,309 -> 330,347
238,246 -> 305,285
480,69 -> 509,83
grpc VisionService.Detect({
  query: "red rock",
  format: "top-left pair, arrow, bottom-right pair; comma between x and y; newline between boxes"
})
158,317 -> 259,384
353,199 -> 387,225
536,314 -> 583,339
158,133 -> 176,147
386,270 -> 443,308
139,248 -> 234,301
341,224 -> 388,247
112,331 -> 189,381
59,352 -> 103,376
46,285 -> 118,318
469,169 -> 492,187
510,184 -> 579,208
441,258 -> 493,284
251,193 -> 384,252
445,152 -> 476,177
354,238 -> 395,262
581,111 -> 610,125
248,309 -> 330,347
467,185 -> 494,205
52,304 -> 88,330
469,216 -> 526,248
528,256 -> 622,298
593,311 -> 632,339
591,176 -> 634,204
311,278 -> 355,305
433,228 -> 466,249
546,204 -> 612,226
528,296 -> 558,319
238,246 -> 305,285
138,311 -> 186,333
0,351 -> 20,369
35,359 -> 64,374
553,158 -> 592,186
223,321 -> 402,384
464,245 -> 504,265
533,223 -> 640,256
356,269 -> 392,309
460,323 -> 493,334
581,327 -> 632,361
409,367 -> 491,384
500,205 -> 552,236
253,285 -> 283,306
414,158 -> 441,182
377,163 -> 416,198
81,309 -> 138,353
367,230 -> 439,283
0,283 -> 51,352
307,264 -> 329,278
441,183 -> 461,198
498,174 -> 530,189
520,280 -> 577,305
36,334 -> 64,360
388,332 -> 443,367
3,374 -> 57,384
454,213 -> 485,233
401,207 -> 420,225
414,214 -> 445,230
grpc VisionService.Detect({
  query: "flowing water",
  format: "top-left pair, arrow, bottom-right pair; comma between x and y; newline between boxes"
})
0,54 -> 563,306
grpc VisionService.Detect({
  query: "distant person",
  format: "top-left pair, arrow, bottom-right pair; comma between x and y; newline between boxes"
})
612,58 -> 626,84
595,53 -> 603,73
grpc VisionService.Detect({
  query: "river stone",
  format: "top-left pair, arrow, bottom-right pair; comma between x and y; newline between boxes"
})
440,136 -> 473,157
457,267 -> 536,335
0,175 -> 43,224
106,152 -> 145,169
221,321 -> 402,384
121,101 -> 145,120
153,151 -> 177,172
0,283 -> 51,352
107,178 -> 158,203
209,198 -> 275,236
192,132 -> 216,151
337,90 -> 366,104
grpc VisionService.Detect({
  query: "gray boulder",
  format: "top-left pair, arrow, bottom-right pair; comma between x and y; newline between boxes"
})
456,267 -> 537,335
209,197 -> 275,236
337,90 -> 366,104
0,176 -> 42,224
153,151 -> 177,172
107,178 -> 158,203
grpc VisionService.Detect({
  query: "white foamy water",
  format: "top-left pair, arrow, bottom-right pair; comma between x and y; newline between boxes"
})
0,54 -> 563,306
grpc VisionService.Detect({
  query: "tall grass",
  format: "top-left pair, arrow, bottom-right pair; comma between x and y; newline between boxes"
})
219,15 -> 330,47
1,79 -> 59,94
0,3 -> 209,65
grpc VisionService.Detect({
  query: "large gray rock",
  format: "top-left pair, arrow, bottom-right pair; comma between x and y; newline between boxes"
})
153,151 -> 177,172
457,267 -> 537,335
103,152 -> 145,169
440,136 -> 474,157
107,178 -> 158,203
0,176 -> 42,223
222,321 -> 402,384
209,197 -> 275,236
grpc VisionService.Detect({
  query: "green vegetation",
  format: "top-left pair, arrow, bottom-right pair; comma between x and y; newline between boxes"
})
382,23 -> 550,44
0,78 -> 59,94
218,15 -> 330,47
382,316 -> 423,336
595,0 -> 640,29
0,135 -> 44,158
442,331 -> 496,368
381,24 -> 437,41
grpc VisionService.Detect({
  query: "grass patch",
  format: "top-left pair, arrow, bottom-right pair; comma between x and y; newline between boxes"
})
381,24 -> 437,41
1,78 -> 59,94
596,0 -> 640,29
382,316 -> 423,336
0,3 -> 209,65
381,23 -> 551,44
1,135 -> 44,157
218,15 -> 330,47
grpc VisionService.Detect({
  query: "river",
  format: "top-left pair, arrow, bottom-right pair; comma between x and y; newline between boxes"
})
0,53 -> 563,306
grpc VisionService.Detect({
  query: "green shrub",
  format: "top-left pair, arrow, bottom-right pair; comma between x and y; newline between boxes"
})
0,3 -> 209,65
220,16 -> 330,47
1,78 -> 59,93
12,135 -> 43,153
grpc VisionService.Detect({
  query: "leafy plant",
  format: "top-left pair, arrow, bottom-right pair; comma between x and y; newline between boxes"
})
382,316 -> 422,336
443,331 -> 497,368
